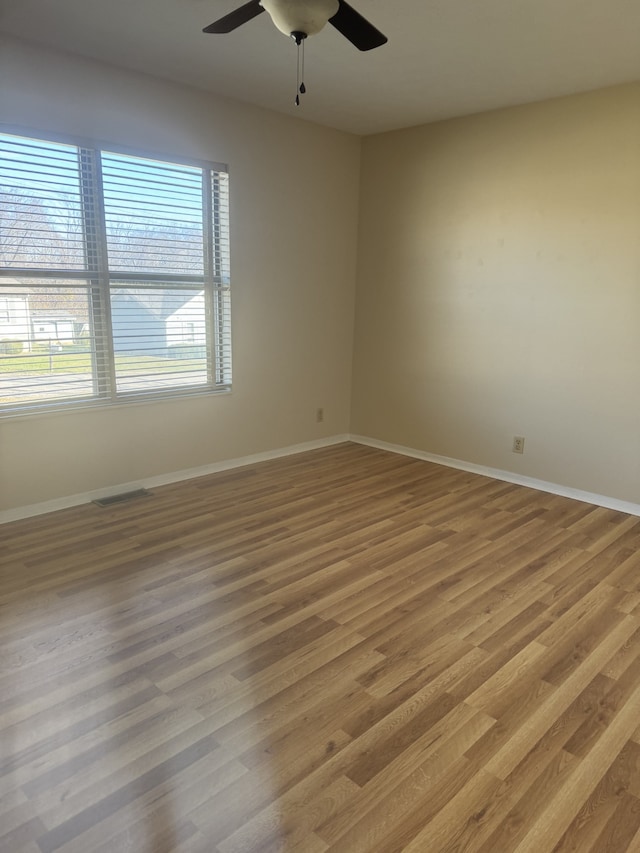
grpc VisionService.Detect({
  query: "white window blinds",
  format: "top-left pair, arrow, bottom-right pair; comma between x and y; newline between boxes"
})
0,130 -> 231,415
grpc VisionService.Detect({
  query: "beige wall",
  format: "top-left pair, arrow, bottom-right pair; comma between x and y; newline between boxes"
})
352,84 -> 640,503
0,37 -> 360,512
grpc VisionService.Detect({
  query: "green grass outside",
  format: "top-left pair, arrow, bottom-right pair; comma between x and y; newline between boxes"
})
0,347 -> 205,375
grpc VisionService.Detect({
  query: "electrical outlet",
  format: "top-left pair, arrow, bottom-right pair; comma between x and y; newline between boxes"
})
316,407 -> 324,423
512,435 -> 525,454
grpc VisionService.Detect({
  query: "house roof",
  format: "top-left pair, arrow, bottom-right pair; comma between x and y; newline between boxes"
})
111,289 -> 198,320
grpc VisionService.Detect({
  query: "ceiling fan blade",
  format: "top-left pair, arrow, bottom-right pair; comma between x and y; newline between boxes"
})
203,0 -> 265,33
328,0 -> 387,51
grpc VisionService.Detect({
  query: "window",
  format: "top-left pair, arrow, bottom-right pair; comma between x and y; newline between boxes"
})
0,130 -> 231,414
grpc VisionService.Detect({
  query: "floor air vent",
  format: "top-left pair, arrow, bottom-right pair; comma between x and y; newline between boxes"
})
92,488 -> 151,507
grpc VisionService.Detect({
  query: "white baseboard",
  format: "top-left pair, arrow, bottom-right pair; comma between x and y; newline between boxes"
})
0,435 -> 350,524
350,434 -> 640,518
5,432 -> 640,524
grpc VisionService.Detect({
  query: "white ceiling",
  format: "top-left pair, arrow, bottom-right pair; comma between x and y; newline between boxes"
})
1,0 -> 639,135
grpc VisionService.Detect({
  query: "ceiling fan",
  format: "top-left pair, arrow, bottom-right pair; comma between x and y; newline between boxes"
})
203,0 -> 388,51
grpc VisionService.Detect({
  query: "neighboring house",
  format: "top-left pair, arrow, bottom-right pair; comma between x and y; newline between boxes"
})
0,279 -> 82,352
166,292 -> 206,355
0,283 -> 206,357
110,289 -> 206,358
31,316 -> 76,344
0,284 -> 30,353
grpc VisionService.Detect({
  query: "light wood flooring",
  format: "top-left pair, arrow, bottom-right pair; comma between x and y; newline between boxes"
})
3,441 -> 640,852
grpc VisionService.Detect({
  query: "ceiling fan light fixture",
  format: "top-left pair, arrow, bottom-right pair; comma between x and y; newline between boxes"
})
260,0 -> 339,37
202,0 -> 388,105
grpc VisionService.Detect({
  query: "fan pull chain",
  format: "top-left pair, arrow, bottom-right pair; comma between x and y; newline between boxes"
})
292,31 -> 307,106
295,41 -> 300,106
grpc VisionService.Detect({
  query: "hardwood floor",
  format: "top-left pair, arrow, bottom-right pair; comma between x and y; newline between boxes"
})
3,441 -> 640,852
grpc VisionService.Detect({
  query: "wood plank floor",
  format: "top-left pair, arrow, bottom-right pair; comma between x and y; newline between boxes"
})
3,442 -> 640,852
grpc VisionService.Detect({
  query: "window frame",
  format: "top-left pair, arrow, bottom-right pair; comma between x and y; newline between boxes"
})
0,125 -> 231,418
